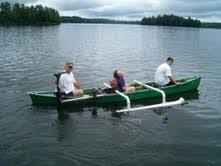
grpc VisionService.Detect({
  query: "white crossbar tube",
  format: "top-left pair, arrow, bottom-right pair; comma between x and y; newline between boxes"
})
103,83 -> 131,109
103,83 -> 112,88
116,97 -> 185,113
134,80 -> 166,104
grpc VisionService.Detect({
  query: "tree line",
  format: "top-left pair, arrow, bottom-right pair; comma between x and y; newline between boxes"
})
0,2 -> 221,29
61,15 -> 221,29
201,22 -> 221,29
60,16 -> 139,24
141,15 -> 221,29
141,15 -> 201,27
0,2 -> 60,26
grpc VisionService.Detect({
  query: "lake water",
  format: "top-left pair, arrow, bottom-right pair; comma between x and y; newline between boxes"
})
0,24 -> 221,165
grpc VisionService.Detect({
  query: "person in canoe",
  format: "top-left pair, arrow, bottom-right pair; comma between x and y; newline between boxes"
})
155,57 -> 181,87
110,70 -> 135,93
59,61 -> 84,98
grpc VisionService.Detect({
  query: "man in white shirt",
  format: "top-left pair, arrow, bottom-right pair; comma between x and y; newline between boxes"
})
59,61 -> 84,97
155,57 -> 180,86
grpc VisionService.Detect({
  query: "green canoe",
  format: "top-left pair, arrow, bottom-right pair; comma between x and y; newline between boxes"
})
28,76 -> 201,107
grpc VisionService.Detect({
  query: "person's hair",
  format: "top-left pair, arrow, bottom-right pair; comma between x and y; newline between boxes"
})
113,70 -> 119,79
166,57 -> 174,62
65,61 -> 74,68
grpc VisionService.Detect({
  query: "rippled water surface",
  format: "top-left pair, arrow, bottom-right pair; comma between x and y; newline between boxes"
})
0,24 -> 221,165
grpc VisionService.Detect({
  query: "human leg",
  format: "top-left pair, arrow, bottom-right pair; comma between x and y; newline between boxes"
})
74,89 -> 84,97
124,86 -> 135,93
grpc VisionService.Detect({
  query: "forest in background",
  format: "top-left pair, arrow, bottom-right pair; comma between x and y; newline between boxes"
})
0,2 -> 221,29
0,2 -> 60,25
61,16 -> 139,24
141,15 -> 201,27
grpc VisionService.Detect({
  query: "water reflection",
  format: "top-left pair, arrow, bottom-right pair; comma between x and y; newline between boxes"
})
56,89 -> 199,122
53,90 -> 199,145
57,106 -> 69,121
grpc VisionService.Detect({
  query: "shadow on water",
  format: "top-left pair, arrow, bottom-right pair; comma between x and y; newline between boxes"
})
134,90 -> 199,123
57,106 -> 69,121
56,90 -> 199,120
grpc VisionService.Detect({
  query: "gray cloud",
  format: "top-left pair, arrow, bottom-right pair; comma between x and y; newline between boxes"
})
161,0 -> 221,13
1,0 -> 221,21
0,0 -> 37,4
53,0 -> 102,11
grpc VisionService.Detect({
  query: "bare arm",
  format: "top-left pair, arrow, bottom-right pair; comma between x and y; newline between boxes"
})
168,76 -> 180,85
74,82 -> 81,89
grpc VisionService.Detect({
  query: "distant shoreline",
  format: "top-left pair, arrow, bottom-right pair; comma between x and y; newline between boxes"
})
60,22 -> 220,29
61,15 -> 221,29
1,2 -> 220,29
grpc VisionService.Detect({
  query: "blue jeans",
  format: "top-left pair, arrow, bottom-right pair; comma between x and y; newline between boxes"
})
65,91 -> 75,99
165,81 -> 174,86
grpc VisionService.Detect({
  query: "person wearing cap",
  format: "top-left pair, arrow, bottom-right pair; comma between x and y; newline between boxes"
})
59,61 -> 84,98
155,57 -> 181,87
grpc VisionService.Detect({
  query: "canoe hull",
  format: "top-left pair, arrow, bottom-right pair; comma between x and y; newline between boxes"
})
28,76 -> 201,107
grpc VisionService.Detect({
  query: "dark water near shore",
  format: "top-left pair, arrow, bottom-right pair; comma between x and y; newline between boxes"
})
0,24 -> 221,165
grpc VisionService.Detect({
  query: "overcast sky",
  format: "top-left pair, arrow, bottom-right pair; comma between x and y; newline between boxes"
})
2,0 -> 221,21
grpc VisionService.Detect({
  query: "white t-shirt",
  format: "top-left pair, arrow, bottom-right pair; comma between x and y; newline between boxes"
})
59,72 -> 76,94
155,63 -> 172,86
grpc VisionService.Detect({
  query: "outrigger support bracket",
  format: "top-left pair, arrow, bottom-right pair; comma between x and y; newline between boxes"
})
134,80 -> 166,103
103,83 -> 131,109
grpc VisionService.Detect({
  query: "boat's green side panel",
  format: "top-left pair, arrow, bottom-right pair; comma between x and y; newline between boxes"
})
29,92 -> 58,105
28,76 -> 201,106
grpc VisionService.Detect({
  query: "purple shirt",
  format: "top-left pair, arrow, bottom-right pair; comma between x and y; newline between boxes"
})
117,77 -> 125,92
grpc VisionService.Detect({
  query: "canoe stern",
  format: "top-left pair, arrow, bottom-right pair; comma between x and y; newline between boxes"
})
28,92 -> 57,106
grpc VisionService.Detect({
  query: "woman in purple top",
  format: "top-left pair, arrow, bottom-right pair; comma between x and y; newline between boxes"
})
113,70 -> 135,93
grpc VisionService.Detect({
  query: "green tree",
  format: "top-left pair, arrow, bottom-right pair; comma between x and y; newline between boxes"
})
0,2 -> 60,26
141,14 -> 201,27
